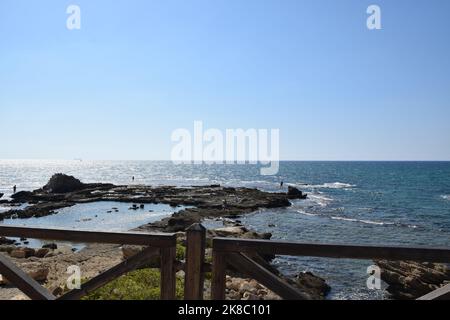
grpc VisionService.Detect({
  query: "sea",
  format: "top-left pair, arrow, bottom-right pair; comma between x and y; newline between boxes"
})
1,160 -> 449,300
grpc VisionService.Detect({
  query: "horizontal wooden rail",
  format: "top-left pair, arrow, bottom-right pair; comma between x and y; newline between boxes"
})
0,225 -> 179,300
0,225 -> 176,247
213,238 -> 450,263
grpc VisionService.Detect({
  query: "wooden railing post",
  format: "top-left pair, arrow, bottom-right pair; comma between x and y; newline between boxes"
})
211,243 -> 226,300
160,236 -> 177,300
184,223 -> 206,300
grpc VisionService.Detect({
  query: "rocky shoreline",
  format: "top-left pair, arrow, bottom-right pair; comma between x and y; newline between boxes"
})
0,174 -> 328,300
1,174 -> 302,233
1,174 -> 449,300
375,260 -> 450,300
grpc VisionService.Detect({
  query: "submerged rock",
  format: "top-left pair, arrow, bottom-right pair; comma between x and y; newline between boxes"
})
43,174 -> 86,193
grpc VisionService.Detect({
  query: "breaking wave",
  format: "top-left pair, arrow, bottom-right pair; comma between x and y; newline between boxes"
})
307,182 -> 356,189
330,216 -> 393,226
441,195 -> 450,201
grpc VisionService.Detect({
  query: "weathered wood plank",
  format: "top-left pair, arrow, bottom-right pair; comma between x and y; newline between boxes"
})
211,251 -> 226,300
213,238 -> 450,263
58,247 -> 160,300
226,252 -> 310,300
160,246 -> 176,300
417,283 -> 450,300
0,225 -> 176,247
0,253 -> 56,300
184,223 -> 206,300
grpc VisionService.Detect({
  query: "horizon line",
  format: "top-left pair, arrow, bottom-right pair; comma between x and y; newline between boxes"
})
1,159 -> 450,162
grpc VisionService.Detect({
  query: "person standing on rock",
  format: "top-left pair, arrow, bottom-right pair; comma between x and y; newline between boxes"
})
132,176 -> 135,182
280,181 -> 284,189
13,185 -> 16,194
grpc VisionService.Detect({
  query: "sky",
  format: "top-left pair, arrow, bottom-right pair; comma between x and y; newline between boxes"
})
0,0 -> 449,161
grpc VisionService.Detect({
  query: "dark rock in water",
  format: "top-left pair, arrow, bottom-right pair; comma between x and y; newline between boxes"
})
0,193 -> 3,199
139,204 -> 145,209
375,260 -> 450,300
42,243 -> 58,250
295,272 -> 331,299
11,191 -> 34,202
43,173 -> 85,193
287,186 -> 307,199
0,237 -> 15,245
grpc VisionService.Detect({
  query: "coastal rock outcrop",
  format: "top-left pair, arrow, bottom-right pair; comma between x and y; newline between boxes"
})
224,272 -> 330,300
226,276 -> 282,300
10,191 -> 34,202
2,175 -> 297,225
9,248 -> 36,259
43,174 -> 86,193
287,186 -> 307,200
209,226 -> 272,240
0,237 -> 15,246
375,260 -> 450,300
295,272 -> 331,299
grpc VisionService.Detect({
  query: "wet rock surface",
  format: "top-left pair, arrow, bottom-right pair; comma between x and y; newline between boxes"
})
0,175 -> 299,231
375,260 -> 450,300
287,186 -> 307,199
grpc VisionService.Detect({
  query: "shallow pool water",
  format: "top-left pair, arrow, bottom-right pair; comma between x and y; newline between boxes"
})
1,201 -> 184,249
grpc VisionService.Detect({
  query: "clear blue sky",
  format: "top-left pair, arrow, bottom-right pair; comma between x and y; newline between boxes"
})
1,0 -> 449,160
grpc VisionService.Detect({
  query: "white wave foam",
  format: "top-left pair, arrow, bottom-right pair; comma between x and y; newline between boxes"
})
306,194 -> 333,207
307,182 -> 355,189
441,195 -> 450,201
330,216 -> 393,226
295,210 -> 318,217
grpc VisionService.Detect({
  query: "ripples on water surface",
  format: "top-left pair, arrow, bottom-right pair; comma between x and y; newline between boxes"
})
1,160 -> 449,299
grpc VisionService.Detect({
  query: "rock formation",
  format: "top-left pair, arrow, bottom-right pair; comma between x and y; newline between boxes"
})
376,260 -> 450,299
287,186 -> 307,199
43,173 -> 86,193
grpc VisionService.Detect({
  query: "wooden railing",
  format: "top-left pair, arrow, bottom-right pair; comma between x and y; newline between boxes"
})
210,237 -> 450,300
1,224 -> 450,300
0,225 -> 177,300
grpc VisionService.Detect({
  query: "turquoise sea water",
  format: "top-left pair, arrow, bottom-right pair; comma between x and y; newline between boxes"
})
1,160 -> 449,299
